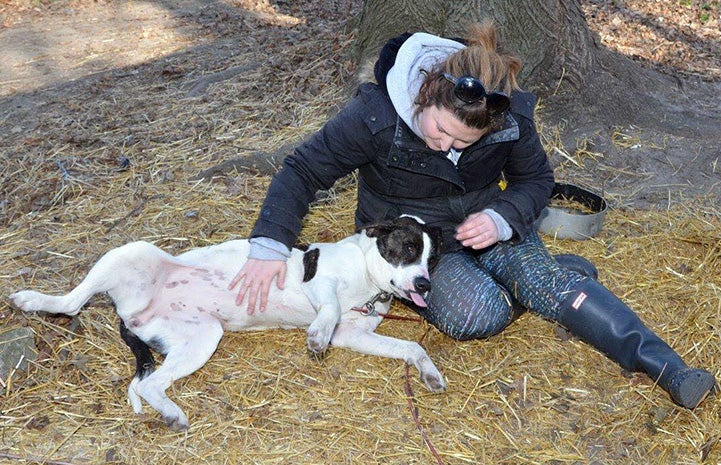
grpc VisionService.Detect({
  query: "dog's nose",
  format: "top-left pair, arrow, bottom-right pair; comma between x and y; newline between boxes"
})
413,276 -> 431,294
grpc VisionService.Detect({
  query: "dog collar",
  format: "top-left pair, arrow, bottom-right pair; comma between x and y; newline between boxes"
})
353,291 -> 392,316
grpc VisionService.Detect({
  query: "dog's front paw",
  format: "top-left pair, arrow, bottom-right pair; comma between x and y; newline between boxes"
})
421,371 -> 447,393
164,413 -> 189,432
306,323 -> 333,354
307,318 -> 335,354
416,355 -> 446,393
9,290 -> 47,313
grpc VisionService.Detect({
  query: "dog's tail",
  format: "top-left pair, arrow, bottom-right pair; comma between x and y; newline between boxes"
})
119,319 -> 155,414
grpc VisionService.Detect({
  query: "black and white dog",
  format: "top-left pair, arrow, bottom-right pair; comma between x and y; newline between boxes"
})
10,216 -> 445,430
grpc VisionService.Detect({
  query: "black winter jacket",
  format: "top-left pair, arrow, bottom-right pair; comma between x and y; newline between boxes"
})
249,80 -> 554,254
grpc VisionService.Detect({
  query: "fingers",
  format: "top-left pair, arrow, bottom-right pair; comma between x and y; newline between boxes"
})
246,282 -> 260,315
243,275 -> 270,315
456,212 -> 499,249
228,269 -> 244,291
230,270 -> 250,308
461,233 -> 496,249
277,263 -> 287,290
229,264 -> 252,309
455,214 -> 485,240
231,260 -> 287,314
235,277 -> 257,315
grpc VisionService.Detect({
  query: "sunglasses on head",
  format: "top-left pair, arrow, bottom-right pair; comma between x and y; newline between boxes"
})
442,73 -> 511,116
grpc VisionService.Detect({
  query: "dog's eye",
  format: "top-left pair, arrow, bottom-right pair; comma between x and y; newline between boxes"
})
406,245 -> 416,255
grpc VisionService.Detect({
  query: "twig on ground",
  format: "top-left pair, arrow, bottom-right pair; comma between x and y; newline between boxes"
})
184,63 -> 262,98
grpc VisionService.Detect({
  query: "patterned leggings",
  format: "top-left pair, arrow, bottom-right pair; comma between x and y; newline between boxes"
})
412,231 -> 587,340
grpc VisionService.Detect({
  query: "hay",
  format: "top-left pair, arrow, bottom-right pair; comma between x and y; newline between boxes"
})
2,3 -> 721,465
4,141 -> 721,465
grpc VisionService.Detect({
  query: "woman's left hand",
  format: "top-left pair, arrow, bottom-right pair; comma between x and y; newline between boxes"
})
455,212 -> 500,250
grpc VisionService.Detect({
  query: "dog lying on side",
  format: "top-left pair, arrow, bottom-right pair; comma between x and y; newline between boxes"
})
10,216 -> 446,430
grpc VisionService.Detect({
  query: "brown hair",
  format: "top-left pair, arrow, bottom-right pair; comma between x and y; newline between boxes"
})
415,21 -> 523,131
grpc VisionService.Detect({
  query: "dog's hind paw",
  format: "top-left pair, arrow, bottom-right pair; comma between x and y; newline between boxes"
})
9,290 -> 48,313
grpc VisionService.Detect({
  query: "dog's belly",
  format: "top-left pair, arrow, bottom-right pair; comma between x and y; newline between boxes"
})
127,246 -> 318,332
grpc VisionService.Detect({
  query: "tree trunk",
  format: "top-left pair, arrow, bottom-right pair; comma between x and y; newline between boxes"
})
354,0 -> 721,207
354,0 -> 595,90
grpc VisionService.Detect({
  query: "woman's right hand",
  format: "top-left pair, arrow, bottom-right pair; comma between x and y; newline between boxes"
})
455,211 -> 500,250
228,258 -> 287,315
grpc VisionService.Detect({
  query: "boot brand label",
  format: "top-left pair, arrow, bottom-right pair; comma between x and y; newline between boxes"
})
571,292 -> 588,310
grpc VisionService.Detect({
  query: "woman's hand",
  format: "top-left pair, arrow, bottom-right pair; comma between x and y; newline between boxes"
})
228,259 -> 287,314
455,212 -> 500,250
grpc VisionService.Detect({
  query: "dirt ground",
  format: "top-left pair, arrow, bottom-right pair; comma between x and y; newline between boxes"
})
1,0 -> 720,216
557,0 -> 721,210
1,1 -> 720,464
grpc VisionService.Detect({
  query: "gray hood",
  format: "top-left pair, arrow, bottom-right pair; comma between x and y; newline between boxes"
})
386,32 -> 465,139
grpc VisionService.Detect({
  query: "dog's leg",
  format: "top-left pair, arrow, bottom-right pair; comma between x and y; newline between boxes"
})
303,278 -> 342,354
10,241 -> 167,317
130,317 -> 223,431
330,325 -> 447,393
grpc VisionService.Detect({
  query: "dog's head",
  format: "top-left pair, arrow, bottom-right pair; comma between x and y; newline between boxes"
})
362,215 -> 442,308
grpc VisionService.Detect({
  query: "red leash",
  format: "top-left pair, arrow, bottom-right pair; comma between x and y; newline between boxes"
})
405,326 -> 445,465
351,294 -> 445,464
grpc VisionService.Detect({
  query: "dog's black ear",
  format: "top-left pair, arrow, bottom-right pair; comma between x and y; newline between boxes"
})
424,225 -> 444,271
362,222 -> 392,238
425,225 -> 443,250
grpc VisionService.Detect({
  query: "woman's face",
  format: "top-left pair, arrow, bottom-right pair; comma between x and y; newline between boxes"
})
419,105 -> 487,152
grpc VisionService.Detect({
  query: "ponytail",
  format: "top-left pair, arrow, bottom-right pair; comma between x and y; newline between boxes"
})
415,21 -> 523,131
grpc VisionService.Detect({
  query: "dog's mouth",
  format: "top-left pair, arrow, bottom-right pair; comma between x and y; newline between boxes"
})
406,290 -> 428,308
391,280 -> 428,308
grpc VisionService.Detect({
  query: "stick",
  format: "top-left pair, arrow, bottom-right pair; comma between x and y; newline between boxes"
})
184,63 -> 261,97
0,451 -> 85,465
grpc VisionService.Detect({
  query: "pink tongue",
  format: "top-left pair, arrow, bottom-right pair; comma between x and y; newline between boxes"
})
410,292 -> 427,308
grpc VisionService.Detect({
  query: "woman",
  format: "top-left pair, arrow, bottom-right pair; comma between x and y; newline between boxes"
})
229,22 -> 715,409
